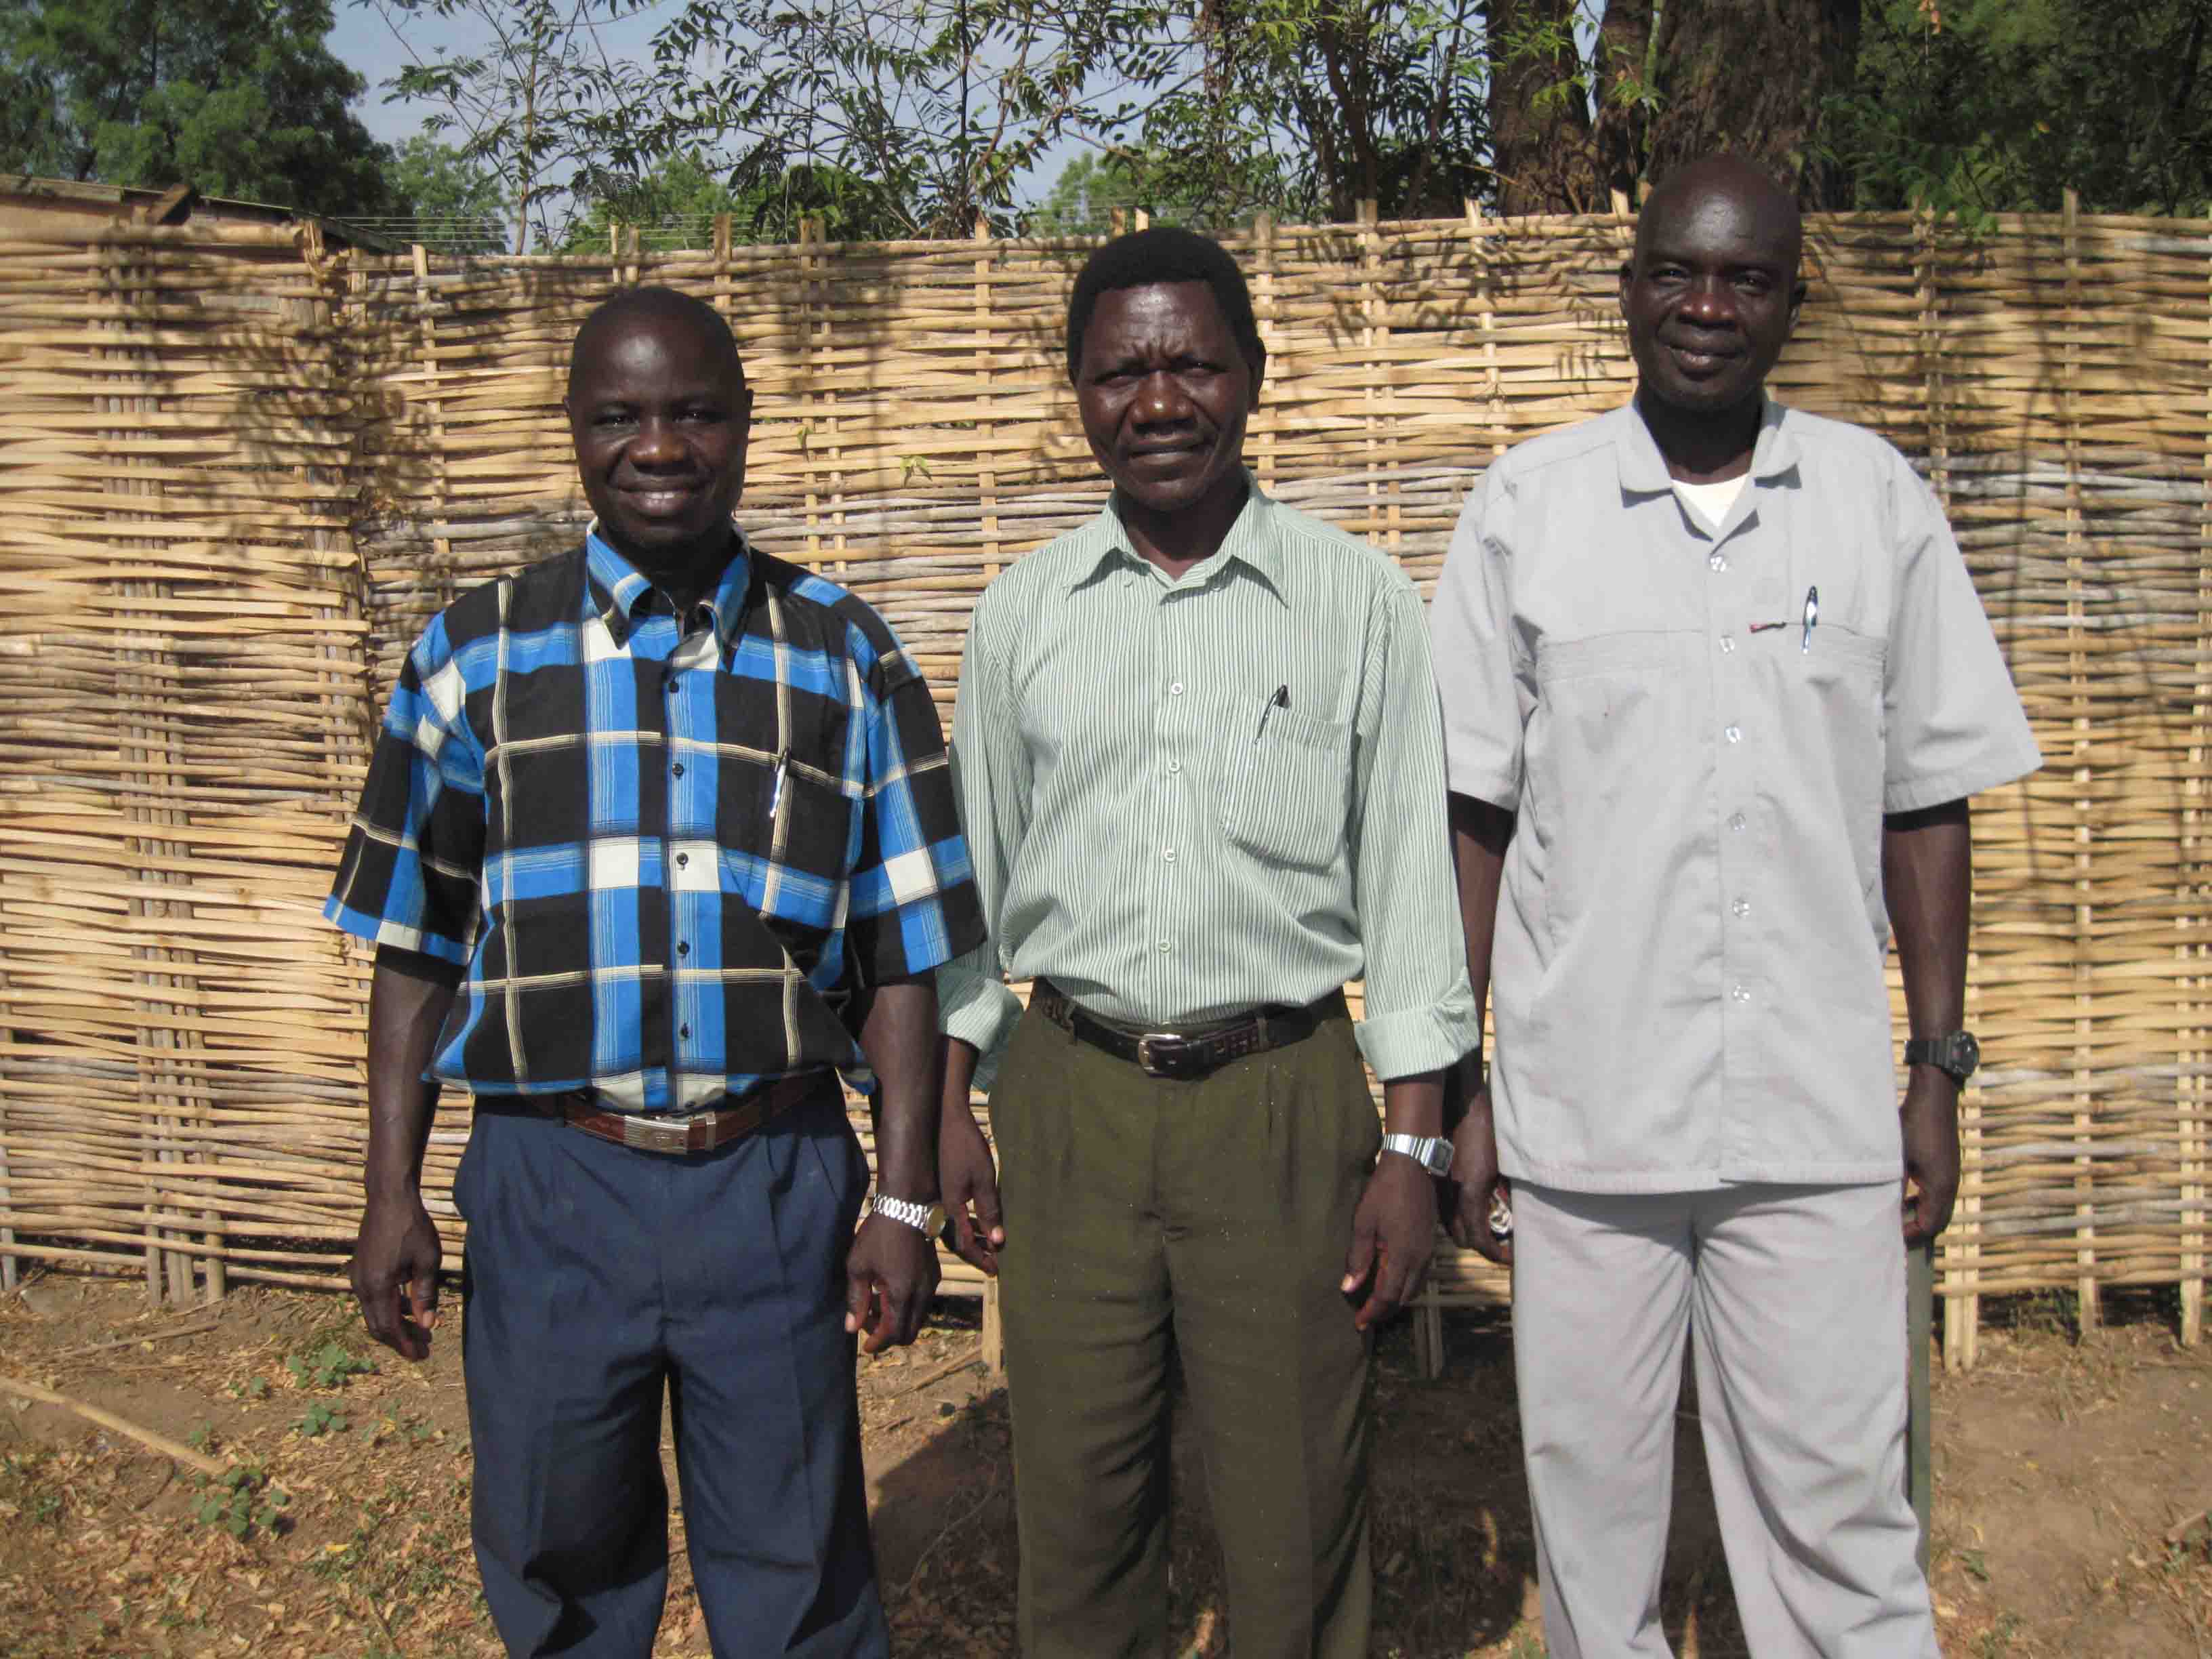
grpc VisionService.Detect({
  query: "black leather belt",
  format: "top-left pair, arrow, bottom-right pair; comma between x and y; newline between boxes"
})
1031,979 -> 1338,1080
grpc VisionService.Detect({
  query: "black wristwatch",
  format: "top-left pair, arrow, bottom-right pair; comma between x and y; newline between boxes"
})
1904,1031 -> 1980,1083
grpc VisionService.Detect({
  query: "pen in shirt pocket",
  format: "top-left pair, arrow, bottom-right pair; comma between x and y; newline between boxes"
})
768,747 -> 789,818
1256,683 -> 1290,740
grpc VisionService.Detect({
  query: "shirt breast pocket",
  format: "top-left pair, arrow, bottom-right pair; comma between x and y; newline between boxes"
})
1798,623 -> 1887,928
723,759 -> 859,942
1221,699 -> 1350,871
1527,634 -> 1687,947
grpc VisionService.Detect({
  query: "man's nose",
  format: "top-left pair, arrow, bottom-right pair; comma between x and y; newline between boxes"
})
629,417 -> 687,464
1679,279 -> 1737,326
1132,371 -> 1193,424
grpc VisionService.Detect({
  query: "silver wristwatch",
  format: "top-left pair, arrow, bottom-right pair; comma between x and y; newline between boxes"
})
1380,1133 -> 1453,1178
870,1194 -> 948,1237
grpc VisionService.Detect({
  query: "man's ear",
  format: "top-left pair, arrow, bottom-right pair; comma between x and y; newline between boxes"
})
1246,345 -> 1267,409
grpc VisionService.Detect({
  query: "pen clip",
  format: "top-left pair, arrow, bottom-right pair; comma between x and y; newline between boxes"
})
1800,585 -> 1819,653
1257,684 -> 1289,741
768,747 -> 789,817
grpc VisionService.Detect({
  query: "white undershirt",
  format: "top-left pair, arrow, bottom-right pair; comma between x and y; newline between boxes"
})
1672,474 -> 1750,531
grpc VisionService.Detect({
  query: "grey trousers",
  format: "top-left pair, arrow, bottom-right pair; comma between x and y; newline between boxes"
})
1512,1181 -> 1940,1659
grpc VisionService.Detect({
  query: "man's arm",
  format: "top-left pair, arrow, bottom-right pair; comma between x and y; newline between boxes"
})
845,977 -> 944,1352
1883,798 -> 1971,1245
935,602 -> 1027,1273
1445,793 -> 1515,1265
1339,584 -> 1484,1331
351,953 -> 457,1362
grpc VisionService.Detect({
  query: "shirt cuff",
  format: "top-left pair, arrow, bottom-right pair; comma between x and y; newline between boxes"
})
323,895 -> 471,965
937,956 -> 1025,1080
1443,746 -> 1520,812
1883,735 -> 2043,814
1354,985 -> 1481,1081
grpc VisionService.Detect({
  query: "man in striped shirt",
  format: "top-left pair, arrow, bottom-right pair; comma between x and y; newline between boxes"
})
935,228 -> 1479,1658
326,287 -> 983,1657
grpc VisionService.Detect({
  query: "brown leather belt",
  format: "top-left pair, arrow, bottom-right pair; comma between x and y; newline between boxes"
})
531,1071 -> 827,1155
1031,979 -> 1338,1080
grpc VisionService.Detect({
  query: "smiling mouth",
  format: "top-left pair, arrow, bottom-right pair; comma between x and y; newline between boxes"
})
1667,342 -> 1737,373
619,483 -> 703,514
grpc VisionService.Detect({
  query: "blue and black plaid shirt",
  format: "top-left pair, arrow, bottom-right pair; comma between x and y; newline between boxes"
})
326,529 -> 985,1112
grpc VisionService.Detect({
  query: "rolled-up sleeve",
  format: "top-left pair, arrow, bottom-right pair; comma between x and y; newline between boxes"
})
1881,459 -> 2043,811
1429,471 -> 1526,811
935,594 -> 1029,1071
1348,581 -> 1479,1080
324,615 -> 487,962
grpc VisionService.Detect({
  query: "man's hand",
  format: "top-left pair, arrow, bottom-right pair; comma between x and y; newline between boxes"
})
846,1214 -> 939,1353
350,1191 -> 443,1362
1900,1067 -> 1962,1246
939,1102 -> 1004,1275
1444,1085 -> 1513,1267
1340,1153 -> 1438,1332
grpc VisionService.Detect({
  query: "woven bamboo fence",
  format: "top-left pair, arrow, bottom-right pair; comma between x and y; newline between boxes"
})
0,199 -> 2204,1372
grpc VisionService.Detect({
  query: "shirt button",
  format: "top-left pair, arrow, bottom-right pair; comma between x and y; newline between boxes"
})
1729,812 -> 1747,832
680,1023 -> 691,1040
1169,681 -> 1185,696
676,853 -> 689,869
1158,939 -> 1172,953
1163,847 -> 1176,863
663,677 -> 677,694
1168,758 -> 1183,775
1725,724 -> 1742,743
1708,552 -> 1727,573
1732,897 -> 1751,918
677,941 -> 690,958
671,762 -> 685,778
1732,983 -> 1753,1002
1719,636 -> 1736,655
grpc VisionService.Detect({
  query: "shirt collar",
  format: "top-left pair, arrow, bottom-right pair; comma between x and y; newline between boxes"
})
1065,471 -> 1288,604
1614,394 -> 1800,496
584,523 -> 754,651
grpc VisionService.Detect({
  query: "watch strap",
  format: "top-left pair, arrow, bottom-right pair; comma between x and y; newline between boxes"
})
1380,1132 -> 1454,1178
869,1194 -> 945,1235
1904,1031 -> 1979,1082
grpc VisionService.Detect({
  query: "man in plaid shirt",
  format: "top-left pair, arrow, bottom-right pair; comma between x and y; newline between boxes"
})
326,285 -> 983,1658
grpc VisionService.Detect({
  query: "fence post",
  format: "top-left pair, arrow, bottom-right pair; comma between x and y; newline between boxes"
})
2061,188 -> 2100,1335
2187,203 -> 2212,1350
1253,213 -> 1277,495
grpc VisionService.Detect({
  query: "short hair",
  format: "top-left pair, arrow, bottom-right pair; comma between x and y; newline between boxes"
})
1065,227 -> 1263,382
567,285 -> 744,398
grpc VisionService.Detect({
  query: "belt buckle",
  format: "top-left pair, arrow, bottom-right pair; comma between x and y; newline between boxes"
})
1135,1033 -> 1183,1078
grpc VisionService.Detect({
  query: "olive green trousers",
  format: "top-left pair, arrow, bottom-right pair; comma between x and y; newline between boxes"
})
989,997 -> 1379,1659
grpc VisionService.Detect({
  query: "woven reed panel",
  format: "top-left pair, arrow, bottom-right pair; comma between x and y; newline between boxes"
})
0,212 -> 2205,1357
0,225 -> 383,1295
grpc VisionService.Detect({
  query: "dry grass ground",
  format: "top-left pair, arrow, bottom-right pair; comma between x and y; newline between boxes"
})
0,1275 -> 2205,1658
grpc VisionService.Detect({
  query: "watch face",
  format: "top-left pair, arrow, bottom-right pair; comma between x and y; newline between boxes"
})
1952,1032 -> 1980,1076
925,1203 -> 948,1238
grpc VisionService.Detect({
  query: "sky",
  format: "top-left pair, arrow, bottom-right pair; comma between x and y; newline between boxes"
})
323,0 -> 1086,211
327,1 -> 676,147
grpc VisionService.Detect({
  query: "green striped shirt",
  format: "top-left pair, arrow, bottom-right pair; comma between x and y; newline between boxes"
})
937,477 -> 1478,1082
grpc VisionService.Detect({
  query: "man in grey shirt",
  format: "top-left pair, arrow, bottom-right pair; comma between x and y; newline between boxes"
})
936,227 -> 1478,1658
1431,157 -> 2041,1656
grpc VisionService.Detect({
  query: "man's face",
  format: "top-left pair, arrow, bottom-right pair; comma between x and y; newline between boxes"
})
1073,281 -> 1261,518
1620,185 -> 1804,417
565,312 -> 754,569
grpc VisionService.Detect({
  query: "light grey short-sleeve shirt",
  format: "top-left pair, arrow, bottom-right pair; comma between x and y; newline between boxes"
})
1430,401 -> 2042,1193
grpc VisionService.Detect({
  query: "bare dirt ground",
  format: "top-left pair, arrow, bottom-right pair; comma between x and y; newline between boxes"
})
0,1273 -> 2205,1658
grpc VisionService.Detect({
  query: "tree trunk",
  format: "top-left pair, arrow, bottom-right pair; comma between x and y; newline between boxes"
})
1643,0 -> 1862,206
1483,0 -> 1597,213
1589,0 -> 1653,207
